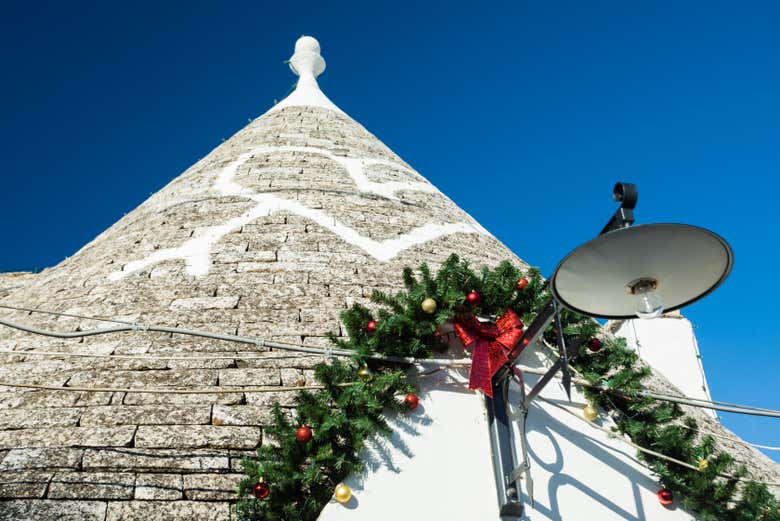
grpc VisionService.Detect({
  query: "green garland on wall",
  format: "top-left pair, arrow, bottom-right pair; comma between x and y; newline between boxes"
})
237,254 -> 779,521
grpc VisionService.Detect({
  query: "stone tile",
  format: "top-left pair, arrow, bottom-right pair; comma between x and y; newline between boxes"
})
0,407 -> 82,430
95,358 -> 169,371
237,352 -> 326,369
216,248 -> 277,264
170,296 -> 240,311
0,448 -> 84,470
74,392 -> 117,406
83,448 -> 229,472
235,320 -> 304,337
0,471 -> 51,498
113,343 -> 152,355
123,387 -> 243,406
134,473 -> 183,500
49,472 -> 135,499
244,390 -> 297,407
8,390 -> 113,408
79,405 -> 211,426
106,500 -> 231,521
273,271 -> 309,285
67,369 -> 218,387
0,360 -> 78,386
135,426 -> 261,449
217,368 -> 281,386
0,392 -> 24,409
236,260 -> 277,272
183,473 -> 243,500
0,500 -> 107,521
228,450 -> 257,472
152,339 -> 246,354
212,405 -> 275,426
166,358 -> 237,370
0,426 -> 135,449
280,367 -> 306,386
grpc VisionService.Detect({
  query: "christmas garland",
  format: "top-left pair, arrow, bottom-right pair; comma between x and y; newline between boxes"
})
237,255 -> 780,521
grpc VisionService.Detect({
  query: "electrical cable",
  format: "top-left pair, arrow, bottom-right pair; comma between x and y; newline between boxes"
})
0,313 -> 470,367
539,397 -> 780,488
1,305 -> 778,417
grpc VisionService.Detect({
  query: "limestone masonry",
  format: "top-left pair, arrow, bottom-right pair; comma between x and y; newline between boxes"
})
0,36 -> 777,521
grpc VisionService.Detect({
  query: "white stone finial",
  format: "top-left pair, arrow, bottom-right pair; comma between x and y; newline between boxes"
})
289,35 -> 326,79
264,35 -> 343,115
295,35 -> 320,54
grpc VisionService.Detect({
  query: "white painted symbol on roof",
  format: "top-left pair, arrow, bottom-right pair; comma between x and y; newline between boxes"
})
108,146 -> 489,280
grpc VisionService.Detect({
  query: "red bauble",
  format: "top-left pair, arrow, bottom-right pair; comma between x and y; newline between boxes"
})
516,277 -> 529,290
296,425 -> 312,443
253,482 -> 270,499
366,320 -> 377,333
404,393 -> 420,410
657,488 -> 673,506
466,291 -> 481,305
587,338 -> 603,352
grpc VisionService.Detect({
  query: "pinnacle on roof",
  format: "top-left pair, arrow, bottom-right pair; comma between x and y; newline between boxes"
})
270,35 -> 344,115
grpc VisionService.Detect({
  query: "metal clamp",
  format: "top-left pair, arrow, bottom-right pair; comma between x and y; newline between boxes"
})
509,460 -> 531,484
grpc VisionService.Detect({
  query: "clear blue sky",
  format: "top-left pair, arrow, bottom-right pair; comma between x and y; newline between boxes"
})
1,2 -> 778,461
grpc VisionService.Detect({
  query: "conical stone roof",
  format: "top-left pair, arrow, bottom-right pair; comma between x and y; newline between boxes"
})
0,36 -> 523,520
1,36 -> 778,521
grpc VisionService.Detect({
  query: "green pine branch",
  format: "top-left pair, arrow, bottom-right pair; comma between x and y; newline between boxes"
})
237,254 -> 780,521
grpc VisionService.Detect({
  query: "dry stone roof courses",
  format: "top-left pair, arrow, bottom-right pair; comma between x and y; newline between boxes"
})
1,39 -> 778,519
0,102 -> 524,519
0,272 -> 37,299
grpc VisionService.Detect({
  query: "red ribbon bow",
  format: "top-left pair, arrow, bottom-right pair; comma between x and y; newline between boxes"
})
454,309 -> 524,397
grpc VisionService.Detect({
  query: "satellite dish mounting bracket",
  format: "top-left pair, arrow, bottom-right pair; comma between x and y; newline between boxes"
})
600,182 -> 638,235
485,181 -> 638,520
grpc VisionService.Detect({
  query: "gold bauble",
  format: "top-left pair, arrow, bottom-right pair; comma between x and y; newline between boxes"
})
334,483 -> 352,504
357,366 -> 373,382
421,297 -> 437,314
698,458 -> 709,471
583,404 -> 599,422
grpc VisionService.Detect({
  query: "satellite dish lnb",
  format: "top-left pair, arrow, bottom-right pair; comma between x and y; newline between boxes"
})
550,223 -> 733,319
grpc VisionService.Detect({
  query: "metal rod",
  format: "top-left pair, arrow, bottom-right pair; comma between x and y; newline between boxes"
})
485,377 -> 523,520
523,336 -> 581,409
553,300 -> 572,400
514,373 -> 534,507
502,300 -> 556,373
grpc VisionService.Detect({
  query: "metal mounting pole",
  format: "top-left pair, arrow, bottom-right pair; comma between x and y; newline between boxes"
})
486,377 -> 523,519
484,181 -> 638,519
485,300 -> 555,519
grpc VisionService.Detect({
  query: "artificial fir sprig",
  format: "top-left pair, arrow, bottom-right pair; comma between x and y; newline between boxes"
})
238,254 -> 779,521
237,360 -> 414,521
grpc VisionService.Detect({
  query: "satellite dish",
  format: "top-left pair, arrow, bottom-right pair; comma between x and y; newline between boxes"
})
550,223 -> 733,319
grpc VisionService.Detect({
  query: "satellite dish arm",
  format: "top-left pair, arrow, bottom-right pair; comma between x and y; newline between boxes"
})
599,182 -> 638,235
485,181 -> 639,519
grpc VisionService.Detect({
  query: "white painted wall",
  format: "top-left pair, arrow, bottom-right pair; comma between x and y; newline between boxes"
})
318,345 -> 697,521
614,316 -> 716,419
